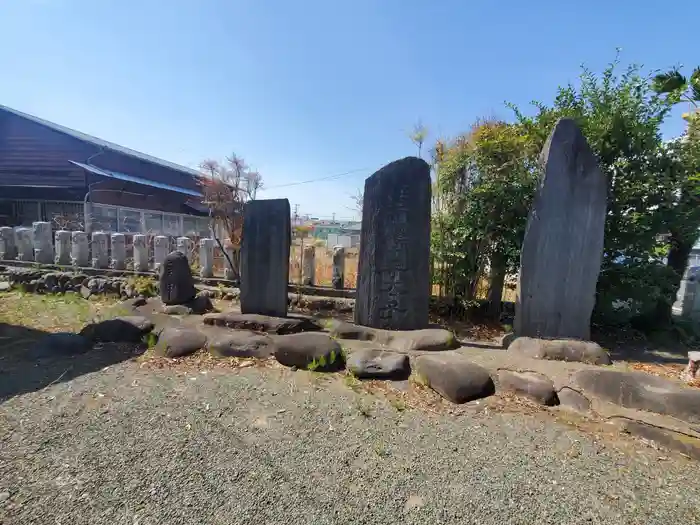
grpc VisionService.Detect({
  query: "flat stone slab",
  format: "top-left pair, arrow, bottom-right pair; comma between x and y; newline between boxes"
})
207,330 -> 276,358
29,332 -> 92,358
573,369 -> 700,424
203,313 -> 321,335
509,337 -> 611,365
155,327 -> 207,358
272,333 -> 344,371
556,387 -> 591,413
327,320 -> 457,352
413,352 -> 495,404
346,349 -> 410,379
80,316 -> 154,343
497,370 -> 558,406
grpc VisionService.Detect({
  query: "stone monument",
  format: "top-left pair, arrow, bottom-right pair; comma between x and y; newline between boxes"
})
331,245 -> 345,289
54,230 -> 71,265
514,118 -> 607,340
71,231 -> 89,267
354,157 -> 432,330
0,227 -> 17,260
240,198 -> 291,317
159,251 -> 197,305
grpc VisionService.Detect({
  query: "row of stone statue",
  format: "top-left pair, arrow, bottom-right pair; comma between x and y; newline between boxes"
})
0,225 -> 221,277
242,118 -> 607,340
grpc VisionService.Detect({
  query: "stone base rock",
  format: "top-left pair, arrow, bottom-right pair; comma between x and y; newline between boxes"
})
510,337 -> 611,365
207,330 -> 276,358
557,387 -> 591,413
497,369 -> 559,406
272,333 -> 344,371
154,327 -> 207,358
163,304 -> 193,316
413,353 -> 495,404
346,349 -> 410,379
615,418 -> 700,460
327,320 -> 458,352
573,369 -> 700,424
80,316 -> 154,343
29,333 -> 92,358
204,312 -> 321,335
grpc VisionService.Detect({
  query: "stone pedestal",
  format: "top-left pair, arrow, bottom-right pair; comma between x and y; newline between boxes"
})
54,230 -> 71,265
354,157 -> 432,330
514,119 -> 607,340
331,246 -> 345,289
0,227 -> 17,260
15,228 -> 34,261
176,237 -> 193,262
682,351 -> 700,382
111,233 -> 126,270
32,221 -> 53,264
302,245 -> 315,285
71,231 -> 89,267
240,199 -> 291,317
133,234 -> 149,272
153,236 -> 169,270
199,238 -> 214,278
91,232 -> 109,269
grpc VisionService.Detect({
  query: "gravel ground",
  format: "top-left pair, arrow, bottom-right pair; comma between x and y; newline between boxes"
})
1,360 -> 699,525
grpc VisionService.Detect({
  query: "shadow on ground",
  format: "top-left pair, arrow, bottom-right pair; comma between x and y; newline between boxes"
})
0,322 -> 144,404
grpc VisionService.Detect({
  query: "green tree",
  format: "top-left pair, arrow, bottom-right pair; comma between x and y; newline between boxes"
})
432,119 -> 536,313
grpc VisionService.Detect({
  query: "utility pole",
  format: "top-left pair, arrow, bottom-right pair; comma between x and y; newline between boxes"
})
332,212 -> 336,222
293,203 -> 300,225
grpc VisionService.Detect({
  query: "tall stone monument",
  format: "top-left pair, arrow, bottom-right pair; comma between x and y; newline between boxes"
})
514,118 -> 607,341
354,157 -> 431,330
240,198 -> 291,317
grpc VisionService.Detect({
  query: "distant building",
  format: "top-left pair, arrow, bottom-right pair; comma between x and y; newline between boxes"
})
311,219 -> 361,241
0,105 -> 210,235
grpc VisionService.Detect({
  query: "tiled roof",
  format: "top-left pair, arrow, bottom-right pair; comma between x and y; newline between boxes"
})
0,104 -> 201,177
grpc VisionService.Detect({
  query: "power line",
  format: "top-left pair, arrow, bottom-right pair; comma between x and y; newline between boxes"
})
263,167 -> 370,190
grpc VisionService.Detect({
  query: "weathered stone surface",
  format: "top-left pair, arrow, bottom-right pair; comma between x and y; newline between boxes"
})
557,387 -> 591,412
190,293 -> 214,314
515,118 -> 607,341
355,157 -> 431,330
80,316 -> 154,343
159,251 -> 196,305
207,330 -> 276,358
199,238 -> 214,278
91,232 -> 109,269
30,332 -> 92,358
326,320 -> 457,352
0,226 -> 16,260
54,230 -> 71,265
388,329 -> 458,352
15,227 -> 33,261
497,370 -> 558,406
272,333 -> 343,370
153,235 -> 169,270
681,350 -> 700,382
500,332 -> 516,349
302,244 -> 315,285
133,234 -> 149,272
176,237 -> 193,262
331,246 -> 345,289
347,349 -> 410,379
222,239 -> 236,280
203,312 -> 320,334
32,221 -> 53,264
71,231 -> 89,267
155,327 -> 207,358
0,281 -> 11,292
111,233 -> 126,270
509,337 -> 611,365
574,369 -> 700,424
162,304 -> 192,315
413,353 -> 495,404
240,198 -> 291,317
614,419 -> 700,460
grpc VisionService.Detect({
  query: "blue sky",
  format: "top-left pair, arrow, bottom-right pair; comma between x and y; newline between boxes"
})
0,0 -> 696,220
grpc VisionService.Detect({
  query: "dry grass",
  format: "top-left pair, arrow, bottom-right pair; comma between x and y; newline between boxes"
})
0,291 -> 116,333
289,244 -> 359,288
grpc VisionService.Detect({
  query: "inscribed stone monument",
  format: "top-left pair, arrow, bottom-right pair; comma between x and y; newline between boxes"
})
71,231 -> 89,267
240,198 -> 291,317
0,227 -> 17,260
514,118 -> 607,340
354,157 -> 431,330
159,251 -> 196,305
331,245 -> 345,289
54,230 -> 71,265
